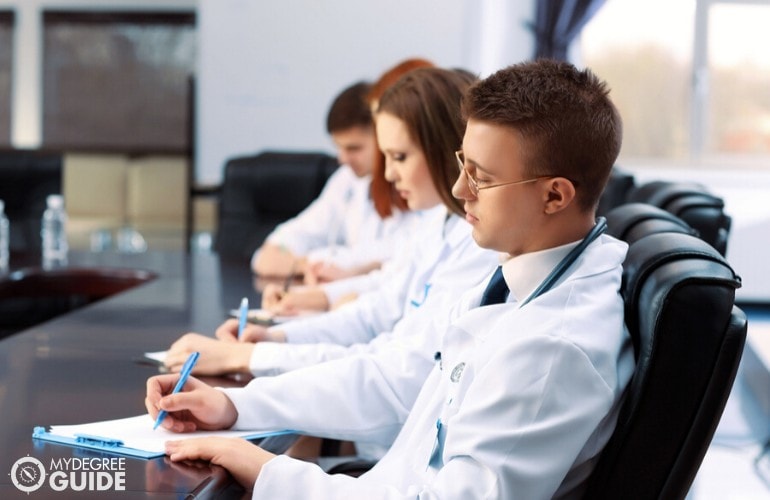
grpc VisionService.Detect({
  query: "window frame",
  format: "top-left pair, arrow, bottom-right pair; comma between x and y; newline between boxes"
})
578,0 -> 770,169
0,10 -> 14,147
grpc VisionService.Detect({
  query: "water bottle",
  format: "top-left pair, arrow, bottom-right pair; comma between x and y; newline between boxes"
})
41,194 -> 68,269
0,199 -> 9,273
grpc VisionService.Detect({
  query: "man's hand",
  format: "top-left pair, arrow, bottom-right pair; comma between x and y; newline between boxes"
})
165,333 -> 254,375
145,375 -> 238,433
215,319 -> 286,343
261,284 -> 330,315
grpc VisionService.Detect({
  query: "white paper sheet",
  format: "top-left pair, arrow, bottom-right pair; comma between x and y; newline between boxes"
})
48,414 -> 284,454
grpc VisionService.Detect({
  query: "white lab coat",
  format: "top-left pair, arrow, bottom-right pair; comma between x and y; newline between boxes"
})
255,165 -> 410,282
222,234 -> 634,499
250,206 -> 499,375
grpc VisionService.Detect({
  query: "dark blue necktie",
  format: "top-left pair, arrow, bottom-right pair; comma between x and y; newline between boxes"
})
479,266 -> 509,306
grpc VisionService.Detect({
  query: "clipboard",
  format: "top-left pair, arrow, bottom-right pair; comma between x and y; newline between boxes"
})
33,414 -> 294,460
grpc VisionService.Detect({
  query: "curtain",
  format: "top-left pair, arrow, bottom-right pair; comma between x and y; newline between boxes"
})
532,0 -> 606,61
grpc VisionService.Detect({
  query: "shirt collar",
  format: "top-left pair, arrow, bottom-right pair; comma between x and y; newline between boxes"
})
501,240 -> 582,303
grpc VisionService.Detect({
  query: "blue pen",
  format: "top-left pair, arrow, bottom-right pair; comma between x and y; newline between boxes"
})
153,351 -> 200,430
237,297 -> 249,339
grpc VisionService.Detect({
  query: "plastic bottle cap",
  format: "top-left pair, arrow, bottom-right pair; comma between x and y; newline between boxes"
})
46,194 -> 64,209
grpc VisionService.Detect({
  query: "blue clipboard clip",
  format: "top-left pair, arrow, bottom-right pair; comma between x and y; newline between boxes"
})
32,427 -> 163,459
74,433 -> 125,448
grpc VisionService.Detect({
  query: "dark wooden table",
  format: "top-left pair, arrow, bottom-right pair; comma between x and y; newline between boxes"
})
0,251 -> 262,498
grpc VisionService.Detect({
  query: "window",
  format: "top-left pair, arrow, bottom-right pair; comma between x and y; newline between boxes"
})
42,11 -> 196,153
581,0 -> 770,170
0,11 -> 13,147
705,2 -> 770,163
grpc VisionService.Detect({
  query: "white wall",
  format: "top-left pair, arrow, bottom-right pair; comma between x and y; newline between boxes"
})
196,0 -> 535,185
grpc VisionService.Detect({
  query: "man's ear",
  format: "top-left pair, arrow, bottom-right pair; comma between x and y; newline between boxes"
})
543,177 -> 577,214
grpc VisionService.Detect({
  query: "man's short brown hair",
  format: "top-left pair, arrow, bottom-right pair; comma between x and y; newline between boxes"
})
462,59 -> 622,212
326,81 -> 373,134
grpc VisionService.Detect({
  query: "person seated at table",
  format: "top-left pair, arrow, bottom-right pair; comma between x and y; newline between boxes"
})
164,68 -> 498,384
164,67 -> 499,462
251,80 -> 411,282
146,59 -> 633,498
261,57 -> 436,314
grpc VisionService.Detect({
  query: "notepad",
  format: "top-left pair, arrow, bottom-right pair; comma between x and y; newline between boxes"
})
143,350 -> 167,365
33,414 -> 292,459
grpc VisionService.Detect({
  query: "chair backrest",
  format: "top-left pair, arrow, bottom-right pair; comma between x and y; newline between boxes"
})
583,232 -> 746,500
597,167 -> 636,217
605,202 -> 697,245
626,180 -> 732,256
0,149 -> 62,253
213,151 -> 338,261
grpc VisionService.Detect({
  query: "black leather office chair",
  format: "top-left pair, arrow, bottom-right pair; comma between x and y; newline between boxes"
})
626,180 -> 732,256
213,151 -> 339,261
597,167 -> 635,217
583,232 -> 746,500
605,202 -> 697,245
0,149 -> 62,254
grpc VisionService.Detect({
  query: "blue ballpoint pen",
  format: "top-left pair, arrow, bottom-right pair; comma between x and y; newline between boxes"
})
237,297 -> 249,339
153,351 -> 200,430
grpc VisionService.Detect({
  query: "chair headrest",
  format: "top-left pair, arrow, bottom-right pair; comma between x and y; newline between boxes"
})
621,233 -> 742,348
606,203 -> 697,243
623,232 -> 740,298
626,181 -> 718,207
623,182 -> 731,256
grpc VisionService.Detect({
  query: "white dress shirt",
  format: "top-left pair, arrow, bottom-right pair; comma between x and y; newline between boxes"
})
222,234 -> 634,499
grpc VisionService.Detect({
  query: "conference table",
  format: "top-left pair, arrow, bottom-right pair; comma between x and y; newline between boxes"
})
0,250 -> 270,498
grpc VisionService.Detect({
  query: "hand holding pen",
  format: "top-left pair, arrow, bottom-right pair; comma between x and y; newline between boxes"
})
146,351 -> 239,432
153,351 -> 199,430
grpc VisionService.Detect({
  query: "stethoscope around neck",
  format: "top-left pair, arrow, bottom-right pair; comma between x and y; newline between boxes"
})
518,216 -> 608,307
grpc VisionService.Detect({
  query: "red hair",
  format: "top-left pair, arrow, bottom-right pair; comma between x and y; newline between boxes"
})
369,58 -> 435,218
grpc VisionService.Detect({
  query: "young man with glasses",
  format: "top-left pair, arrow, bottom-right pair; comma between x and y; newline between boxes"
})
146,59 -> 633,499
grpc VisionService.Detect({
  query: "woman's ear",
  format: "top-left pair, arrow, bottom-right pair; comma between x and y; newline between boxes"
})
543,177 -> 577,214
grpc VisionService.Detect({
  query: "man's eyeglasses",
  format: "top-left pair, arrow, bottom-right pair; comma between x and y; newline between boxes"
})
455,150 -> 557,197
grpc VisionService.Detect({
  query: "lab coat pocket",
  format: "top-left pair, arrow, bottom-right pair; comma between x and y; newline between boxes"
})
426,360 -> 475,471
